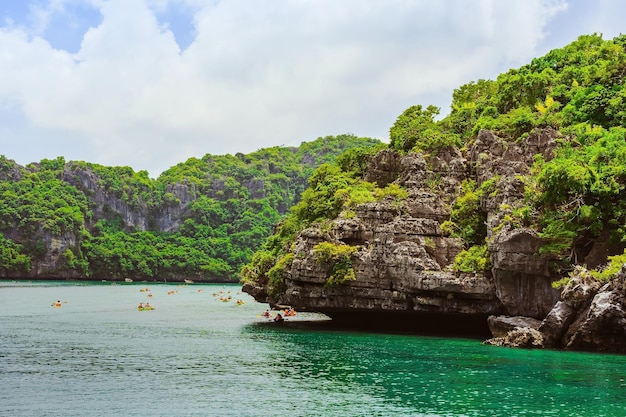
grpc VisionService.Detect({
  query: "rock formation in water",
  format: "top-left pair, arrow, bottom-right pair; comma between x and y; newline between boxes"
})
246,130 -> 553,317
243,128 -> 626,351
486,265 -> 626,353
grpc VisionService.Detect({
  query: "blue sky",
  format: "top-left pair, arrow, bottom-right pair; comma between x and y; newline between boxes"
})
0,0 -> 624,177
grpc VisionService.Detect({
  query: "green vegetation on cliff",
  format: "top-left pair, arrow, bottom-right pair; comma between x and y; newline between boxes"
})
240,143 -> 401,289
0,135 -> 380,281
243,33 -> 626,294
394,33 -> 626,275
4,34 -> 626,286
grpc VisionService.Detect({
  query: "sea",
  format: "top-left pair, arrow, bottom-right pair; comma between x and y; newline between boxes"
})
1,280 -> 625,417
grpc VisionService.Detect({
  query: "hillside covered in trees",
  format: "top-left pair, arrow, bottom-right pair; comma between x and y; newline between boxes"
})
0,135 -> 381,281
242,32 -> 626,343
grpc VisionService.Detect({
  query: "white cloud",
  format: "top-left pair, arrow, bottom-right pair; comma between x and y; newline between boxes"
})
0,0 -> 620,177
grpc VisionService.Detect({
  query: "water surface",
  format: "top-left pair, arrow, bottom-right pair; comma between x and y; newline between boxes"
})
1,281 -> 624,416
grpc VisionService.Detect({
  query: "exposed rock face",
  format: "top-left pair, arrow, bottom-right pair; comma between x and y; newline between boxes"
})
63,165 -> 151,231
563,287 -> 626,352
540,265 -> 626,352
63,165 -> 197,233
491,265 -> 626,353
31,231 -> 81,278
245,128 -> 571,336
152,183 -> 196,232
487,315 -> 542,338
282,223 -> 501,320
537,301 -> 577,347
484,327 -> 545,348
490,229 -> 560,317
363,149 -> 404,187
477,129 -> 561,318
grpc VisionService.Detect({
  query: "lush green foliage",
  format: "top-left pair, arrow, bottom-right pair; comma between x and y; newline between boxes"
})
313,242 -> 358,286
592,249 -> 626,282
0,135 -> 379,281
241,147 -> 409,290
266,253 -> 294,297
389,105 -> 461,153
534,125 -> 626,256
0,157 -> 91,237
441,34 -> 626,267
247,33 -> 626,293
0,234 -> 31,274
442,179 -> 488,246
453,244 -> 491,273
336,142 -> 387,177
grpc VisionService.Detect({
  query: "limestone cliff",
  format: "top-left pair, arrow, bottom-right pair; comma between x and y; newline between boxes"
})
241,34 -> 626,352
486,265 -> 626,353
62,164 -> 196,233
243,128 -> 617,341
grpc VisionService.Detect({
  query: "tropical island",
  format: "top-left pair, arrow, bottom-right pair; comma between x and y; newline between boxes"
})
0,134 -> 380,281
2,33 -> 626,352
242,34 -> 626,353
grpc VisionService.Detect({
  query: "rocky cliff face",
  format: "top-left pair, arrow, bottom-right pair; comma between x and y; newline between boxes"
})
13,164 -> 202,278
62,165 -> 197,233
63,166 -> 151,231
245,128 -> 626,352
486,265 -> 626,353
245,128 -> 584,337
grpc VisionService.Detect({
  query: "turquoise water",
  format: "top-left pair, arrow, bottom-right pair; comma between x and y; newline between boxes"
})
1,281 -> 625,417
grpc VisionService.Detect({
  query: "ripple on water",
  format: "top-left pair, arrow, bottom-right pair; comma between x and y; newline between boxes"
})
1,282 -> 626,417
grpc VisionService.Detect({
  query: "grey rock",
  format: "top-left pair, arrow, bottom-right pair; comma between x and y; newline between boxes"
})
488,315 -> 542,338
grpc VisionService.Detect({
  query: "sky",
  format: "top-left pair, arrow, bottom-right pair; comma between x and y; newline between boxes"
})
0,0 -> 624,178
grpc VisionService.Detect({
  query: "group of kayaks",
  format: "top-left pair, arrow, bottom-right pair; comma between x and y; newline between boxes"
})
212,288 -> 245,305
51,286 -> 285,319
136,287 -> 248,311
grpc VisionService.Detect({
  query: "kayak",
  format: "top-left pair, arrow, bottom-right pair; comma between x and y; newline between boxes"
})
138,306 -> 155,311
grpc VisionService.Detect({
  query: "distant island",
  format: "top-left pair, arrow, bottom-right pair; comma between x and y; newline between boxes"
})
0,134 -> 381,282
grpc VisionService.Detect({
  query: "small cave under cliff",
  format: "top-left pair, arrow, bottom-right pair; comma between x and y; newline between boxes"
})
316,309 -> 492,339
